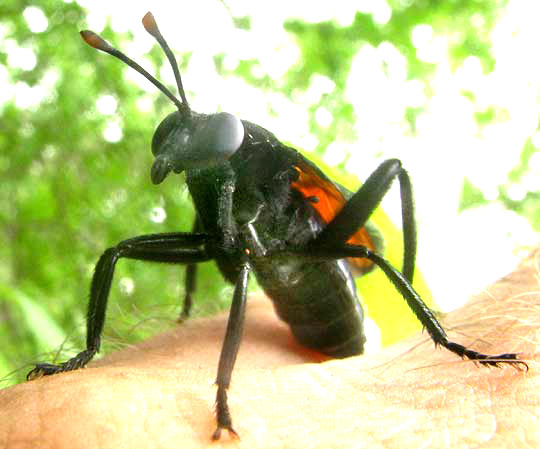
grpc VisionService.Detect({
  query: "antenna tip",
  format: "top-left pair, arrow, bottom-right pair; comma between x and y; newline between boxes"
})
142,12 -> 158,34
80,30 -> 112,52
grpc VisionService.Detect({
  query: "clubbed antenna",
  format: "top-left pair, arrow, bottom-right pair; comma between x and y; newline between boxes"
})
142,12 -> 190,110
80,28 -> 185,112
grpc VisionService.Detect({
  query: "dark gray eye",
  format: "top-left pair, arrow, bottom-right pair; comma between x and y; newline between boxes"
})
152,112 -> 179,156
191,112 -> 244,162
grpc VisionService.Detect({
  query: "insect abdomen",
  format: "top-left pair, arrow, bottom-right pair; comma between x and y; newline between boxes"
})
254,257 -> 366,358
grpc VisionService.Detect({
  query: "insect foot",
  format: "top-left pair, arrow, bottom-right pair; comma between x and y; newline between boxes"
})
27,348 -> 97,380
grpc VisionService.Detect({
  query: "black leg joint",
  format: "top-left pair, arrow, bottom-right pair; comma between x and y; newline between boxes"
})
27,348 -> 97,380
212,386 -> 238,440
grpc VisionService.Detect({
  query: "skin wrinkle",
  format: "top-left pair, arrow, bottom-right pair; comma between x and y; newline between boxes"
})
260,369 -> 292,449
38,372 -> 64,448
471,397 -> 497,446
4,383 -> 35,449
136,378 -> 151,438
489,371 -> 531,449
244,369 -> 281,442
469,372 -> 524,448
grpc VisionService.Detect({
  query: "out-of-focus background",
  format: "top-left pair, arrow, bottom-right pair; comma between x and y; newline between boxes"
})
1,0 -> 539,386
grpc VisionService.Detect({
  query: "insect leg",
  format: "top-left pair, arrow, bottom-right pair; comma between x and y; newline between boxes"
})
27,232 -> 212,380
292,244 -> 528,370
212,262 -> 250,440
180,216 -> 203,320
316,158 -> 416,281
182,264 -> 197,319
217,175 -> 237,249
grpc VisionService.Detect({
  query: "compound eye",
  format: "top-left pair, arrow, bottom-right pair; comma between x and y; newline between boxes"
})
152,112 -> 179,156
192,112 -> 244,161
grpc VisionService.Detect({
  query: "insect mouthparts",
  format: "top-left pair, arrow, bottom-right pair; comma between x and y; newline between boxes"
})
151,155 -> 173,184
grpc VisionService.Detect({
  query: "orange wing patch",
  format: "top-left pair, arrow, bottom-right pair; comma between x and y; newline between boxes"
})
291,164 -> 376,271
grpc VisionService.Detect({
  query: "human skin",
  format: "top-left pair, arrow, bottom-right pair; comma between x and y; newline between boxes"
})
0,249 -> 538,449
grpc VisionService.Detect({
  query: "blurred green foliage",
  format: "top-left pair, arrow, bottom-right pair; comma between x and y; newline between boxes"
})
1,0 -> 538,386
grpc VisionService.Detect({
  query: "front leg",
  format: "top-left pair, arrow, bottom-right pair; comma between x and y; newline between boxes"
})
217,175 -> 237,250
27,232 -> 212,380
212,262 -> 250,440
180,216 -> 203,320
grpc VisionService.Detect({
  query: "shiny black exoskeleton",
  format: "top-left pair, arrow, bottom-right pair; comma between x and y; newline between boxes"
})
27,12 -> 527,441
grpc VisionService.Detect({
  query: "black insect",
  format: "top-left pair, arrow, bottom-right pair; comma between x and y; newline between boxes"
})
27,12 -> 527,440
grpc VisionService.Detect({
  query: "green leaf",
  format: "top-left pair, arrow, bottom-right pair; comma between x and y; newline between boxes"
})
0,284 -> 67,354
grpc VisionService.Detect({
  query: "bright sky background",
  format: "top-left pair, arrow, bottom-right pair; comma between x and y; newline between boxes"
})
3,0 -> 540,312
